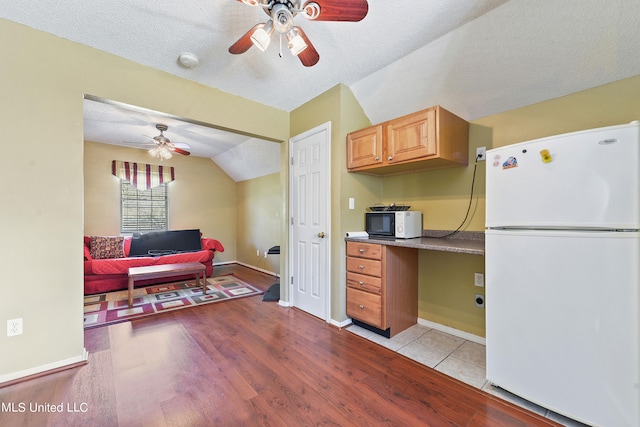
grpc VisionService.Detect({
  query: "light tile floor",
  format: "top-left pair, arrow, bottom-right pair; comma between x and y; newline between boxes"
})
347,323 -> 590,427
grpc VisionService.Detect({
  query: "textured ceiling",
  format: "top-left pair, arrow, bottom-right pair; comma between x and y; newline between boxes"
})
3,0 -> 640,180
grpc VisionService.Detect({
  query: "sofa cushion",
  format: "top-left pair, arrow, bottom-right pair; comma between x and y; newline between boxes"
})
90,249 -> 213,275
90,236 -> 125,260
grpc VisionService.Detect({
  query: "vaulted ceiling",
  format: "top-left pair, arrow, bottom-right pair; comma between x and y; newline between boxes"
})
3,0 -> 639,180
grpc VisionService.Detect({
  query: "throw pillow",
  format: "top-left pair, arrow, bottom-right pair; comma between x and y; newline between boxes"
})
90,236 -> 125,260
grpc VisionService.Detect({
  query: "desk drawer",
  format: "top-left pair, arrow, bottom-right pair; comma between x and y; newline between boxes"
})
347,287 -> 382,328
347,242 -> 382,260
346,272 -> 381,294
346,256 -> 381,277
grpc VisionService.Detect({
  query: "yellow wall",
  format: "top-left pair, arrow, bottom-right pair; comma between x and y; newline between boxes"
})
290,84 -> 379,320
3,13 -> 640,382
381,74 -> 640,337
0,18 -> 288,382
236,172 -> 282,273
84,141 -> 237,263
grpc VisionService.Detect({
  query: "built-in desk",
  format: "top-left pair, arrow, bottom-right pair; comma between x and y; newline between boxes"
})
344,231 -> 484,337
346,230 -> 484,255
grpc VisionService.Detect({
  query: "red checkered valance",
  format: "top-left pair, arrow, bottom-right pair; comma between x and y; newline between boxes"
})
111,160 -> 175,190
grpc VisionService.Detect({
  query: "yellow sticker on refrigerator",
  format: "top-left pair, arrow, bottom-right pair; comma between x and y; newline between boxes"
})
540,149 -> 553,163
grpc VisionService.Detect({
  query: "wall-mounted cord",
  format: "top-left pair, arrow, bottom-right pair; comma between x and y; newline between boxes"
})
434,153 -> 482,239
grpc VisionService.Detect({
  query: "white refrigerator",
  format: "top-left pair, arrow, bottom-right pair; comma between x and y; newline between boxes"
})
485,121 -> 640,427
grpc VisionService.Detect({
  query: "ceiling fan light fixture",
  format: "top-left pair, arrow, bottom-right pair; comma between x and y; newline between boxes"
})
149,145 -> 172,160
250,21 -> 273,52
287,29 -> 307,56
272,4 -> 294,33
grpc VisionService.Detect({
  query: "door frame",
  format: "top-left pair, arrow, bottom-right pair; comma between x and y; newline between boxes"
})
288,121 -> 332,322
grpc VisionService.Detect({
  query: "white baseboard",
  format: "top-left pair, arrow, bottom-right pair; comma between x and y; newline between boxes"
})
418,318 -> 486,345
331,318 -> 352,329
0,348 -> 89,385
218,260 -> 279,278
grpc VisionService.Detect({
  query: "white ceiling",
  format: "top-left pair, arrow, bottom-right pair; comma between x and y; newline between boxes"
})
3,0 -> 640,180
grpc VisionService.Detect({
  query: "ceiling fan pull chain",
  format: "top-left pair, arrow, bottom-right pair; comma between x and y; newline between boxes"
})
279,33 -> 283,58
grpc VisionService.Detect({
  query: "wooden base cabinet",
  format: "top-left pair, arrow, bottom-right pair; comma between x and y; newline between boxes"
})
346,105 -> 469,175
346,241 -> 418,337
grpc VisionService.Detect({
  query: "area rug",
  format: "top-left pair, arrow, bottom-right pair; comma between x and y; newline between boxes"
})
83,275 -> 263,329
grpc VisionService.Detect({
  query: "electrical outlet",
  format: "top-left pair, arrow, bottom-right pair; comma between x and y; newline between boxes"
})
263,251 -> 268,258
474,273 -> 484,287
476,146 -> 486,161
256,249 -> 260,257
7,318 -> 23,337
475,294 -> 485,308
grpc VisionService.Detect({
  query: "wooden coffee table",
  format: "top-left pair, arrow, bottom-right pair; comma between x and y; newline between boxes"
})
127,262 -> 207,307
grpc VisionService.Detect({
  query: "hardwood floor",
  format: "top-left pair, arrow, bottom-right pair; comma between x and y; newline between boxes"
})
0,265 -> 560,426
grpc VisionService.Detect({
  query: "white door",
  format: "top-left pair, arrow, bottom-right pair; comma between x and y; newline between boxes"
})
289,122 -> 331,321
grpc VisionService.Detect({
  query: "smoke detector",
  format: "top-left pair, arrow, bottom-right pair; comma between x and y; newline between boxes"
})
178,52 -> 199,69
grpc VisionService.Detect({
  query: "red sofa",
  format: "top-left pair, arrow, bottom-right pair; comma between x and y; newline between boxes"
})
83,235 -> 224,295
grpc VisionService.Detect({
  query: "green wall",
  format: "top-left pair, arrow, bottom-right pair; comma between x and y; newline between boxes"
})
383,74 -> 640,337
290,75 -> 640,336
84,141 -> 238,264
0,18 -> 288,382
2,13 -> 640,382
237,172 -> 282,273
290,84 -> 380,321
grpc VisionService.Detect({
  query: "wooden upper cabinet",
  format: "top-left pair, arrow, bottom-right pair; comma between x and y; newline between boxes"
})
346,106 -> 469,175
346,125 -> 383,169
386,108 -> 436,164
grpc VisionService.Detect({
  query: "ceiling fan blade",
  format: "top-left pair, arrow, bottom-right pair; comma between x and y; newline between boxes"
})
171,147 -> 191,156
229,24 -> 262,54
304,0 -> 368,22
295,27 -> 319,67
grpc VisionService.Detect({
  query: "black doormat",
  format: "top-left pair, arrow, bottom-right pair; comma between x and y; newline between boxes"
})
262,282 -> 280,301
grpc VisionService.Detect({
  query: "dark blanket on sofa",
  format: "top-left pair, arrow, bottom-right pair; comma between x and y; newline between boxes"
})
129,229 -> 202,256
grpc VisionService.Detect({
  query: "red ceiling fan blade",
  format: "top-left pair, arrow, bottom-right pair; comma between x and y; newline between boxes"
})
171,147 -> 191,156
295,27 -> 320,67
304,0 -> 368,22
228,24 -> 262,54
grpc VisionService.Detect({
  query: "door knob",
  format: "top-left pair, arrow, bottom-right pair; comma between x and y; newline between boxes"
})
317,232 -> 326,238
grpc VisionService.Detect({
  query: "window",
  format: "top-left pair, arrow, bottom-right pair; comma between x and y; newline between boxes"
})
120,181 -> 168,233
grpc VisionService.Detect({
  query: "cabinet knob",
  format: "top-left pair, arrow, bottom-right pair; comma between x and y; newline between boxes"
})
359,248 -> 364,253
359,305 -> 365,309
359,265 -> 364,270
388,156 -> 393,161
358,281 -> 364,286
375,156 -> 379,161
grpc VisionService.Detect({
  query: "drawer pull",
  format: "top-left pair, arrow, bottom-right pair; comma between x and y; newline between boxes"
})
358,281 -> 364,286
359,248 -> 364,253
359,265 -> 364,270
359,305 -> 365,309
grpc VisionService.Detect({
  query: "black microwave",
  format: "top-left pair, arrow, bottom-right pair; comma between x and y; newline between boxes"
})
366,211 -> 423,238
365,212 -> 395,238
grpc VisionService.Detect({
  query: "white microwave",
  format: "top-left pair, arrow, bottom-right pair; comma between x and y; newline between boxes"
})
365,211 -> 423,239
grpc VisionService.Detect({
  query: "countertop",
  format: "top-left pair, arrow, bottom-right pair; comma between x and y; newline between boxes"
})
345,230 -> 485,256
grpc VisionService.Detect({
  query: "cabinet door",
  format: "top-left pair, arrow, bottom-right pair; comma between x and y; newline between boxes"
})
347,125 -> 383,170
347,272 -> 382,294
346,257 -> 382,277
347,287 -> 383,328
346,242 -> 382,260
386,108 -> 436,164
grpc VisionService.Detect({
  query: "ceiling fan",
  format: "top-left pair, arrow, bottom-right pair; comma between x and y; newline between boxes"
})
135,124 -> 191,160
229,0 -> 369,67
